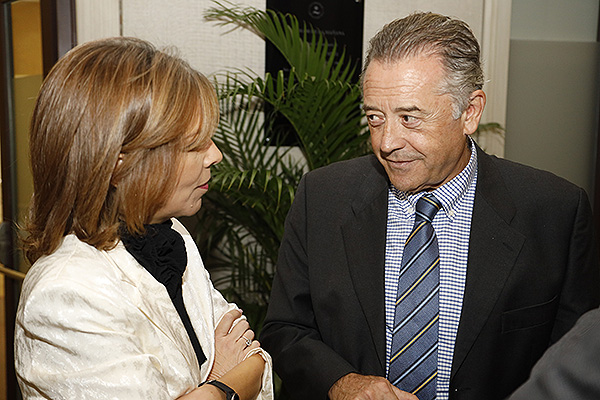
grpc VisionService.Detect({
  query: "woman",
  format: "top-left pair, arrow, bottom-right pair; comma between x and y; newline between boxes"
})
14,37 -> 272,400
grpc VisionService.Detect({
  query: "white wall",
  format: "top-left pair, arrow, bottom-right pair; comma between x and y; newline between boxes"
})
76,0 -> 266,76
511,0 -> 599,41
504,0 -> 599,195
76,0 -> 120,41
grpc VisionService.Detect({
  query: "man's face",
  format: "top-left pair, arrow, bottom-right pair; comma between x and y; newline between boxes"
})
363,56 -> 477,193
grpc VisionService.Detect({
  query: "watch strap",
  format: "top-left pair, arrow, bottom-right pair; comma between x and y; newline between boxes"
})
202,380 -> 239,400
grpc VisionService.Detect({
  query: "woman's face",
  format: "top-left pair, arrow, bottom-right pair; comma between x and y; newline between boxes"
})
150,140 -> 222,223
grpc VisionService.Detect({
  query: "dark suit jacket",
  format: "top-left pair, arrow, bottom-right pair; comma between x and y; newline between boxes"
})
261,148 -> 600,400
507,306 -> 600,399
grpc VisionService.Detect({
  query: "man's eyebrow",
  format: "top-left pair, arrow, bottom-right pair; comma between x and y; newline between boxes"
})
362,105 -> 424,113
394,105 -> 422,113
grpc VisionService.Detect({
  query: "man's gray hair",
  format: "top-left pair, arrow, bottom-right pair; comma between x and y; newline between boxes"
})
362,12 -> 484,119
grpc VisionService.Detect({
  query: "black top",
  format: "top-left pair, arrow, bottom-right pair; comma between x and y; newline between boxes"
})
120,220 -> 207,366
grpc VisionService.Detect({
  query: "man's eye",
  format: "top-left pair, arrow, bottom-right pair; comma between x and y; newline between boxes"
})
366,114 -> 384,127
401,115 -> 420,127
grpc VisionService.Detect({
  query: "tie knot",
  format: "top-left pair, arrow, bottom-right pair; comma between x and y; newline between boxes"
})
415,194 -> 442,223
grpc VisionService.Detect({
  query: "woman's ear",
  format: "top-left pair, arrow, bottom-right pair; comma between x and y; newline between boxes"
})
111,153 -> 125,187
463,89 -> 486,136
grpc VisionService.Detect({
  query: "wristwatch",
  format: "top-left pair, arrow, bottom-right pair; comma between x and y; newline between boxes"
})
200,380 -> 240,400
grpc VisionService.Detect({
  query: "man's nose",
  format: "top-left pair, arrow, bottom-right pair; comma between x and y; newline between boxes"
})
379,122 -> 407,153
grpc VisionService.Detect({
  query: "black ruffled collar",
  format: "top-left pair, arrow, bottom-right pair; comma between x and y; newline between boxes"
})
120,220 -> 187,300
120,220 -> 206,365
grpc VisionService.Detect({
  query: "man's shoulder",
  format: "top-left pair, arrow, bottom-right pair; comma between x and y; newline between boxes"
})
479,150 -> 584,194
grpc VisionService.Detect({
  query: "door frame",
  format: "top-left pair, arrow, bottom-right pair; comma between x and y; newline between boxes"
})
0,1 -> 76,397
594,9 -> 600,250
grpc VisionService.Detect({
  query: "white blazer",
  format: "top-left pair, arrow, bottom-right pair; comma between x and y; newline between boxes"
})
15,219 -> 273,399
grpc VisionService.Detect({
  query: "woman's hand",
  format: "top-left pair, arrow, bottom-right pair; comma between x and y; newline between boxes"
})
179,354 -> 265,400
208,309 -> 260,380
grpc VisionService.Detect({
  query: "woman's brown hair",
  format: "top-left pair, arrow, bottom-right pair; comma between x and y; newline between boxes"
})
22,37 -> 219,263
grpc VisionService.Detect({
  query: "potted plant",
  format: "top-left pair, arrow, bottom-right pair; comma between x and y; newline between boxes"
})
192,1 -> 370,332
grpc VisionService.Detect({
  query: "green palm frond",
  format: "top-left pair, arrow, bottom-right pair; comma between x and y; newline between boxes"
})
197,2 -> 370,333
205,1 -> 355,82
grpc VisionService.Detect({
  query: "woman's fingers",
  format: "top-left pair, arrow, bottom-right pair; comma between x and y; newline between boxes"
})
237,326 -> 254,343
243,339 -> 261,356
214,309 -> 242,337
228,317 -> 250,340
208,309 -> 262,380
215,309 -> 254,351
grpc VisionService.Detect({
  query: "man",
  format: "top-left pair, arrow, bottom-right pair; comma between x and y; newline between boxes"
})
507,306 -> 600,399
260,12 -> 599,400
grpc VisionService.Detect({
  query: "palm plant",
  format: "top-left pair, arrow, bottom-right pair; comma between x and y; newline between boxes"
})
194,1 -> 371,331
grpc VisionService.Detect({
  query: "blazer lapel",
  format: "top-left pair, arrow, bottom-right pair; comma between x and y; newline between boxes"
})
451,148 -> 526,377
341,157 -> 389,374
104,244 -> 199,372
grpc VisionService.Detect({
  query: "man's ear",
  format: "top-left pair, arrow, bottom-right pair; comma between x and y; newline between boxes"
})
463,89 -> 486,136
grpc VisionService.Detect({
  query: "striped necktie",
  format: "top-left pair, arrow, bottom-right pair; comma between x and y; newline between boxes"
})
388,193 -> 442,399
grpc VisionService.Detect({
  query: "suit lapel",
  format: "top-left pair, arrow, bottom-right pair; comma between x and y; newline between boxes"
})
451,148 -> 525,377
341,156 -> 389,374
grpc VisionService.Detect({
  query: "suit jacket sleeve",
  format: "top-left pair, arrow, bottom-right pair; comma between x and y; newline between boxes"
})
174,219 -> 274,400
550,187 -> 600,342
194,250 -> 275,400
15,256 -> 180,399
507,307 -> 600,400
